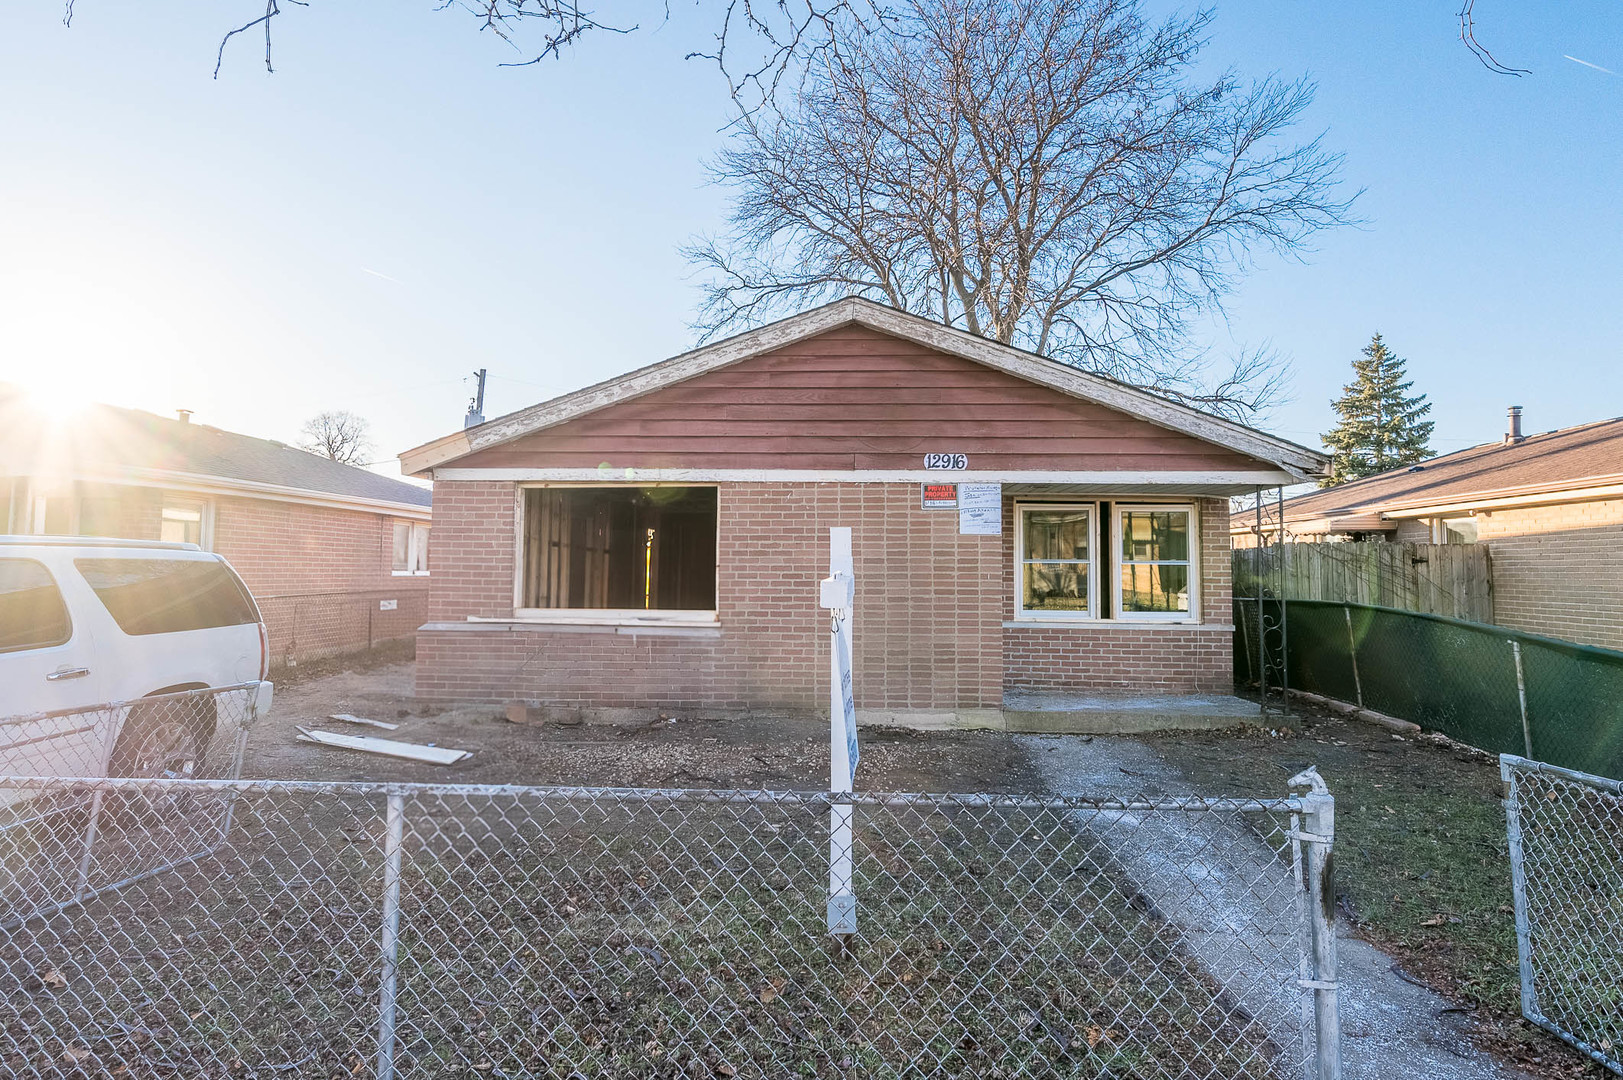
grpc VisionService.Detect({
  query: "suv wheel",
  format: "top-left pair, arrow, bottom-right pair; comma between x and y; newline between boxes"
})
108,696 -> 216,779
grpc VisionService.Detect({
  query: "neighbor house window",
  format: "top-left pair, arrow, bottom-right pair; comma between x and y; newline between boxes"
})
160,498 -> 208,548
1116,505 -> 1194,618
1017,504 -> 1094,619
519,487 -> 717,615
392,522 -> 430,575
1436,517 -> 1478,544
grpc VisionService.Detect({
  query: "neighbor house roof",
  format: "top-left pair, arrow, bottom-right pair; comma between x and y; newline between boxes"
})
1237,416 -> 1623,535
0,386 -> 431,517
400,297 -> 1330,481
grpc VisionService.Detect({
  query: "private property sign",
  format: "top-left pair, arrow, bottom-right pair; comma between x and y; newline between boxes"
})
921,483 -> 958,509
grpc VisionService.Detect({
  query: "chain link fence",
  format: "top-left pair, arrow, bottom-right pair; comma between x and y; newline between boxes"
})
0,685 -> 267,928
1501,755 -> 1623,1075
0,775 -> 1340,1080
257,589 -> 428,671
1236,598 -> 1623,779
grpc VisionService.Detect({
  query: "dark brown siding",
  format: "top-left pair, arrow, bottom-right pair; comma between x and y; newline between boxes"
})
452,325 -> 1269,473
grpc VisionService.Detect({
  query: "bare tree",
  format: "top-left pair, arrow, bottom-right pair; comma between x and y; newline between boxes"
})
298,411 -> 373,465
686,0 -> 1353,418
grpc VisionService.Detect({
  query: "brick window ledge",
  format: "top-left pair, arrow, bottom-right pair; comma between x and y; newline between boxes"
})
1002,620 -> 1233,632
422,617 -> 722,639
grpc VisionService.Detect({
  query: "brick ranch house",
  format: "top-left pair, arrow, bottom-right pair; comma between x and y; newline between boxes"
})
0,387 -> 433,669
401,299 -> 1328,725
1238,408 -> 1623,652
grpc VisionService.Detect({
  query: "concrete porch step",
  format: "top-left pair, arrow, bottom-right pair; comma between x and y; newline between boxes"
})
1001,691 -> 1262,733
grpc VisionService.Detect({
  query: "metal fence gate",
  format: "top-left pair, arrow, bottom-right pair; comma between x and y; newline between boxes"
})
0,776 -> 1340,1079
1502,754 -> 1623,1075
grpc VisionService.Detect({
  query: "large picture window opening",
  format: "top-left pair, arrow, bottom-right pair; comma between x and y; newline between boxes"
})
520,487 -> 717,614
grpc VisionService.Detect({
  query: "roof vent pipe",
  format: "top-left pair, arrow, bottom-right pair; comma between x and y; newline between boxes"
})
1505,405 -> 1523,444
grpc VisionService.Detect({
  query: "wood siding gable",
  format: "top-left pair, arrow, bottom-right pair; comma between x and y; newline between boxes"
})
448,325 -> 1274,475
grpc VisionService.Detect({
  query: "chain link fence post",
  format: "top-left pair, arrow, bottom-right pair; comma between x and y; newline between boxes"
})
1500,757 -> 1538,1021
1303,790 -> 1340,1080
376,793 -> 406,1080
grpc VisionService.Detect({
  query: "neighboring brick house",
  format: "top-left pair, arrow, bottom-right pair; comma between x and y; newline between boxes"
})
400,299 -> 1326,724
1239,409 -> 1623,651
0,387 -> 433,668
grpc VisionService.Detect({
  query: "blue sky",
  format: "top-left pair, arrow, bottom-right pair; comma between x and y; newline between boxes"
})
1,1 -> 1618,478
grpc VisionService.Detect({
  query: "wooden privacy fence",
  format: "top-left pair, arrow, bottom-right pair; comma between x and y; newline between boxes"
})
1233,541 -> 1493,623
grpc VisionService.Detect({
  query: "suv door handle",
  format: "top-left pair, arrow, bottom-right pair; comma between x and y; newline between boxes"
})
46,667 -> 91,681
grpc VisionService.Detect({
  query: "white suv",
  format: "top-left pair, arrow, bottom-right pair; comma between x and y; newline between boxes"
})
0,537 -> 272,781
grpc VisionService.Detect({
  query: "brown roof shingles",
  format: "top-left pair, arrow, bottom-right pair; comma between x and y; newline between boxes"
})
1250,416 -> 1623,530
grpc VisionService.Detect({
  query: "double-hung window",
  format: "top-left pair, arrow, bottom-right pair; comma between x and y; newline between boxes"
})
1116,505 -> 1194,619
1015,500 -> 1198,622
1016,504 -> 1095,619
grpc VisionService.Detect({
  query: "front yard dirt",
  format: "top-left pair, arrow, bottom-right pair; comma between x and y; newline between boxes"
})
249,659 -> 1041,794
243,656 -> 1603,1078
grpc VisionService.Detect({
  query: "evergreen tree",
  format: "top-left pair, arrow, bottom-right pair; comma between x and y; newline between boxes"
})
1321,334 -> 1434,486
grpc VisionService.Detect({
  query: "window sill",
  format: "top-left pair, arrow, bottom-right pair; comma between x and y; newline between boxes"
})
391,570 -> 429,577
1003,619 -> 1229,631
441,613 -> 723,639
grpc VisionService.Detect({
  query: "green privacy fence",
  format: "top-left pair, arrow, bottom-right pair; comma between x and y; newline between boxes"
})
1235,598 -> 1623,781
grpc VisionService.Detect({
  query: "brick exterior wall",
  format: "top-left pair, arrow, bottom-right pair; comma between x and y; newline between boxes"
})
1468,498 -> 1623,651
211,496 -> 431,667
417,483 -> 1235,708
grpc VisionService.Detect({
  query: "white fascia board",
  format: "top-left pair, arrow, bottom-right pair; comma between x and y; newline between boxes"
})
60,466 -> 432,520
1377,481 -> 1623,520
431,467 -> 1300,491
397,298 -> 1329,479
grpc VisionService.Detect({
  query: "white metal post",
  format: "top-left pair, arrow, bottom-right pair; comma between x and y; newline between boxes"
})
1511,641 -> 1533,759
376,794 -> 406,1080
820,527 -> 858,938
1303,792 -> 1340,1080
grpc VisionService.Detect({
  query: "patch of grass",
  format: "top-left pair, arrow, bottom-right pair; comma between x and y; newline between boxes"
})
1144,706 -> 1605,1077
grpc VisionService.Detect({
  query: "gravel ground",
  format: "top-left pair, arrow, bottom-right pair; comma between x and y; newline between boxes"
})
248,661 -> 1041,793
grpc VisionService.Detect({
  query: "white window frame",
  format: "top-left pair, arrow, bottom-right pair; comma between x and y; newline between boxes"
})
160,496 -> 214,551
1432,516 -> 1478,544
391,520 -> 430,576
1014,501 -> 1100,621
1113,502 -> 1200,623
510,483 -> 720,626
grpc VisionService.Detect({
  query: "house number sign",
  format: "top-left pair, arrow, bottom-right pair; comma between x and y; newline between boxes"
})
923,453 -> 968,470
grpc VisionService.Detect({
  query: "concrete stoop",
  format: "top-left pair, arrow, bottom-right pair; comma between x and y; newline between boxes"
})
859,692 -> 1262,734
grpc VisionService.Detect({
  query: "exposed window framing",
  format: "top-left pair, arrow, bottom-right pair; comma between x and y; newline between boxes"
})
513,485 -> 718,623
392,521 -> 430,575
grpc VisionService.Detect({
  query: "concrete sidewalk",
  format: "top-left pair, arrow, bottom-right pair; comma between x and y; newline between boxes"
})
1026,734 -> 1532,1080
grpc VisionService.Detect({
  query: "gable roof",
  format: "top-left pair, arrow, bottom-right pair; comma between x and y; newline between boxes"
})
401,298 -> 1328,481
0,387 -> 431,516
1245,416 -> 1623,534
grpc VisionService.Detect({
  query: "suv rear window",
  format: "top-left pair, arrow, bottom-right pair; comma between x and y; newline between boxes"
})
0,559 -> 72,653
75,558 -> 258,637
